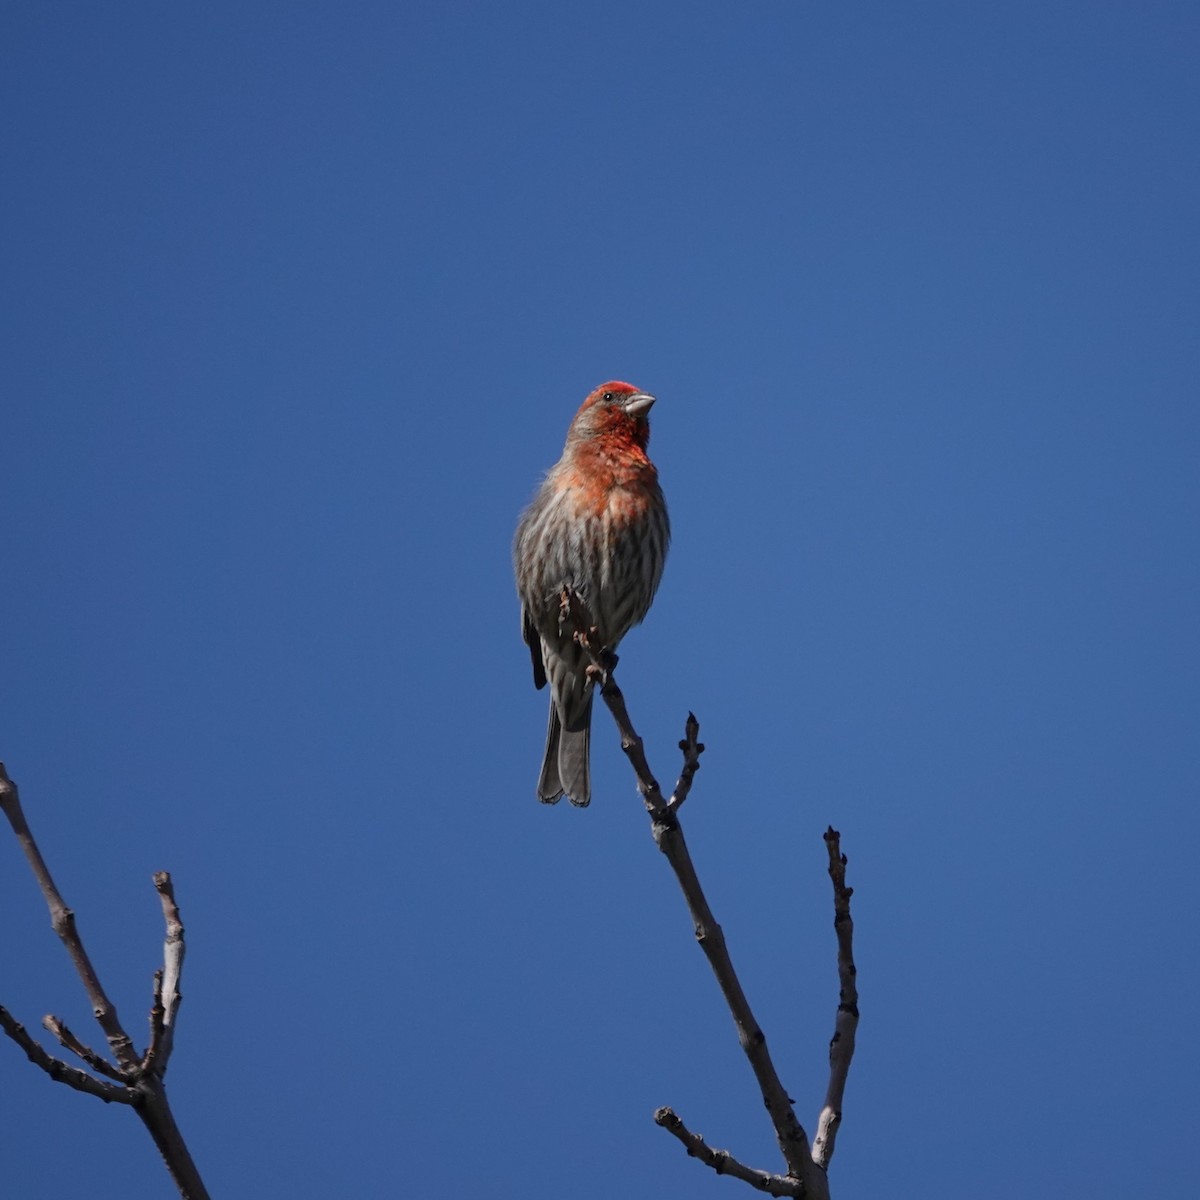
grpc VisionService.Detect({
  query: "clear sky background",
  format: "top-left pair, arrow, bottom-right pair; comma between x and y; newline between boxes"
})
2,3 -> 1197,1198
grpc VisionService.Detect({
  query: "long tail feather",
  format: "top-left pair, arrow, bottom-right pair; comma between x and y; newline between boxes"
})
536,694 -> 592,806
537,704 -> 565,803
556,693 -> 592,807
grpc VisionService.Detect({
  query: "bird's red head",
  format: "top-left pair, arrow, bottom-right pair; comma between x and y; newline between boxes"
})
568,381 -> 656,452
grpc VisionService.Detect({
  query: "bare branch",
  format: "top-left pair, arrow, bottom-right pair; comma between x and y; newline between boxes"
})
0,762 -> 211,1200
812,828 -> 858,1171
558,597 -> 834,1198
144,970 -> 167,1076
43,1015 -> 127,1082
132,1075 -> 210,1200
654,1108 -> 803,1196
0,1006 -> 131,1104
666,712 -> 704,813
560,588 -> 672,815
143,872 -> 185,1075
0,763 -> 139,1071
600,680 -> 821,1187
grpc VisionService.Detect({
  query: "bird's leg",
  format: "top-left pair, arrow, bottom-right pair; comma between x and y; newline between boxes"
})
559,587 -> 619,680
557,585 -> 594,640
582,642 -> 619,691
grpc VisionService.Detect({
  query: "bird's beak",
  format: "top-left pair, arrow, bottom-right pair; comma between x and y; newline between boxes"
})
623,392 -> 655,417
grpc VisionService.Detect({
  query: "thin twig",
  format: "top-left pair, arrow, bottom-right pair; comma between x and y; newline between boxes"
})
654,1108 -> 803,1196
144,872 -> 185,1074
43,1015 -> 127,1082
0,763 -> 139,1071
0,1006 -> 130,1104
559,597 -> 831,1199
144,970 -> 167,1076
0,762 -> 210,1200
667,713 -> 704,813
812,828 -> 858,1170
601,674 -> 819,1185
561,588 -> 671,816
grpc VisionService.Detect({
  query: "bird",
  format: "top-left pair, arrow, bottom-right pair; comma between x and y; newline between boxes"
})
514,381 -> 670,806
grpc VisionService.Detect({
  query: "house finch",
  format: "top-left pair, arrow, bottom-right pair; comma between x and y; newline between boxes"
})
514,381 -> 670,806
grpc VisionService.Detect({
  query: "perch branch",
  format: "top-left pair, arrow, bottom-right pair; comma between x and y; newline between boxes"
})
560,591 -> 834,1199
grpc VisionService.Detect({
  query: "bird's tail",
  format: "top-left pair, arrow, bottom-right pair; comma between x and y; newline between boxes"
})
537,694 -> 592,807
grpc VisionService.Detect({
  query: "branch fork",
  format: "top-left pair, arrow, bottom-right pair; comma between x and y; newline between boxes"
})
0,762 -> 209,1200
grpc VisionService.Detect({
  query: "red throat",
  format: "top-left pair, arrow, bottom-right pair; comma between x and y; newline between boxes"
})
595,405 -> 650,451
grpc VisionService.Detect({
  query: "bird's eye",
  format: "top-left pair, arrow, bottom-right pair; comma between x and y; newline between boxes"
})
602,391 -> 615,403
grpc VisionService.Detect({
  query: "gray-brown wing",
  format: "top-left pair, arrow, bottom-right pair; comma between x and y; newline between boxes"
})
522,607 -> 547,690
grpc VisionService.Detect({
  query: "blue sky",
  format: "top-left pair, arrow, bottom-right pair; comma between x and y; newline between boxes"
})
2,3 -> 1198,1197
